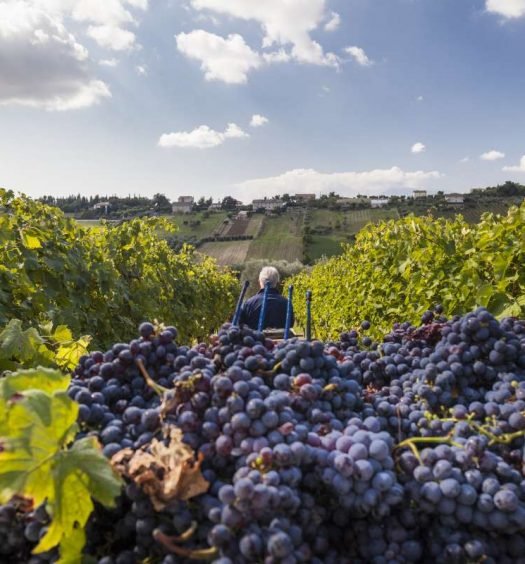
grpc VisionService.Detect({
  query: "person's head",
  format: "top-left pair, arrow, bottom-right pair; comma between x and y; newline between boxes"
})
259,266 -> 280,289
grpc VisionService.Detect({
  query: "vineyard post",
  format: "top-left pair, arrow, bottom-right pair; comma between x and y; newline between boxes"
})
258,281 -> 271,332
284,285 -> 294,339
232,280 -> 250,326
306,290 -> 312,341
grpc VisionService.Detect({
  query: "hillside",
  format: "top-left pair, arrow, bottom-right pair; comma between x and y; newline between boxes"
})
167,196 -> 522,265
75,195 -> 523,266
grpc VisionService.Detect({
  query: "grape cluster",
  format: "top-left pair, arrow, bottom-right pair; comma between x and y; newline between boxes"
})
4,307 -> 525,563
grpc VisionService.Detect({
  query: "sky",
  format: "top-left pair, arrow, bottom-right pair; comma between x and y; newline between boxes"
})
1,0 -> 525,203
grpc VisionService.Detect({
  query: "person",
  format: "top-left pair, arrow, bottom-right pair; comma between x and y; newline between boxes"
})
239,266 -> 293,330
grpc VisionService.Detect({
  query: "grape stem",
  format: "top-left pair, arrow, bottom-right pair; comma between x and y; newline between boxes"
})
153,529 -> 218,560
136,358 -> 168,396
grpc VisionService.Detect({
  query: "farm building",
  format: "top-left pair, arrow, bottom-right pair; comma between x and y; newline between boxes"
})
370,198 -> 389,208
252,199 -> 285,211
445,193 -> 465,204
172,196 -> 194,214
294,193 -> 316,202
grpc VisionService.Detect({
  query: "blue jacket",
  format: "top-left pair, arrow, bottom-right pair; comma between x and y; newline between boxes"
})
239,288 -> 293,330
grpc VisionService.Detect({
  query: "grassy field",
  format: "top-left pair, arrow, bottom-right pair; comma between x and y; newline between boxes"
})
245,215 -> 265,237
306,207 -> 401,261
170,212 -> 229,238
246,212 -> 304,262
199,240 -> 252,265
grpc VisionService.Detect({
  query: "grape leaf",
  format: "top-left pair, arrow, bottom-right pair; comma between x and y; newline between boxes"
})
0,319 -> 44,362
0,374 -> 122,563
112,426 -> 208,511
53,325 -> 73,343
0,367 -> 70,397
20,229 -> 42,249
35,438 -> 122,561
55,335 -> 91,371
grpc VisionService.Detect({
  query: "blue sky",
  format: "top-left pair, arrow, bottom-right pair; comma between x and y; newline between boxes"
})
1,0 -> 525,203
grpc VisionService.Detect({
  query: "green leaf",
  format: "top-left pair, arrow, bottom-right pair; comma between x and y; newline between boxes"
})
63,437 -> 122,507
0,319 -> 44,362
53,325 -> 73,344
55,336 -> 91,371
20,229 -> 42,249
0,367 -> 70,398
0,375 -> 122,563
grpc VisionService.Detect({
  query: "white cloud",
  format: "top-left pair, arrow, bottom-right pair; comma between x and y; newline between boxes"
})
411,142 -> 426,154
0,1 -> 110,110
158,122 -> 249,149
262,49 -> 292,64
503,156 -> 525,172
99,58 -> 119,67
324,12 -> 341,32
417,95 -> 424,102
480,150 -> 505,161
460,156 -> 470,163
87,24 -> 136,51
189,0 -> 339,67
233,167 -> 441,201
136,64 -> 147,75
250,114 -> 269,127
345,46 -> 373,67
35,0 -> 148,49
176,30 -> 262,84
486,0 -> 525,18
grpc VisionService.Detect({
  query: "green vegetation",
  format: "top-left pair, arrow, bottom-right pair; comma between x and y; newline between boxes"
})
169,211 -> 229,239
306,208 -> 401,261
247,212 -> 304,262
72,194 -> 525,266
0,368 -> 122,563
199,240 -> 252,265
289,204 -> 525,340
0,321 -> 121,563
0,189 -> 239,348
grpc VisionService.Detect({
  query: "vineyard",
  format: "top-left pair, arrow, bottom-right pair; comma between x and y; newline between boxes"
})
0,189 -> 238,348
3,194 -> 525,563
291,204 -> 525,341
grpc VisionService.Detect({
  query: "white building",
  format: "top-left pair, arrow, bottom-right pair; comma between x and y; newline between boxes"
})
370,198 -> 389,208
172,196 -> 194,214
413,190 -> 427,199
445,193 -> 464,204
93,202 -> 111,213
252,199 -> 285,211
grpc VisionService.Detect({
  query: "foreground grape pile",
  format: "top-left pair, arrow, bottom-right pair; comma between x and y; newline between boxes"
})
6,307 -> 525,563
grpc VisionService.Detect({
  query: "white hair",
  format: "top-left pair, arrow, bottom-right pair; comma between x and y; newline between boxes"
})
259,266 -> 280,288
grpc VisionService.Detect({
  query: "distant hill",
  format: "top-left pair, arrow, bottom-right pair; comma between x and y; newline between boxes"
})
156,195 -> 523,266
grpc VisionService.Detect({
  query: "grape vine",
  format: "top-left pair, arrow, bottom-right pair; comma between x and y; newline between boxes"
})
289,203 -> 525,340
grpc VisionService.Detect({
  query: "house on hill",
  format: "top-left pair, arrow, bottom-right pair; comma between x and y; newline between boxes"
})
172,196 -> 194,214
370,198 -> 389,208
445,193 -> 464,205
413,190 -> 427,199
294,193 -> 316,202
252,199 -> 285,211
93,201 -> 111,214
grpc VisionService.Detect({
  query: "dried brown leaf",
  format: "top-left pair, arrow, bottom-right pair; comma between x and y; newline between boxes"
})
111,426 -> 209,511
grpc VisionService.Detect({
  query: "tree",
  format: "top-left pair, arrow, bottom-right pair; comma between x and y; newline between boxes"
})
152,193 -> 172,212
221,196 -> 239,210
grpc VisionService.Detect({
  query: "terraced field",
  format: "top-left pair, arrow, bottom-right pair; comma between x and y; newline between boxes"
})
198,240 -> 252,265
